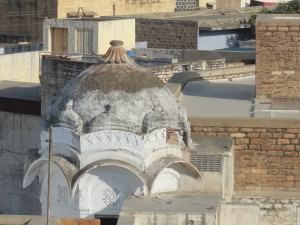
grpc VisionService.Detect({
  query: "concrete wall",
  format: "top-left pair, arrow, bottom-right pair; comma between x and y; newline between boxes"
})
136,19 -> 198,49
98,19 -> 135,54
256,14 -> 300,99
0,111 -> 41,215
0,51 -> 40,83
190,118 -> 300,194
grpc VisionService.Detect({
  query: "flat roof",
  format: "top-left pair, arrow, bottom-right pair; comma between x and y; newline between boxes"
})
0,80 -> 40,101
179,76 -> 255,118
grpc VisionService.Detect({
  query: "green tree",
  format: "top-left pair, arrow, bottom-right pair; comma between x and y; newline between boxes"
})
249,0 -> 300,38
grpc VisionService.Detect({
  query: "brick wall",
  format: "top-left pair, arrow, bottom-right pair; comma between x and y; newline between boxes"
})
190,118 -> 300,194
136,19 -> 198,49
256,14 -> 300,99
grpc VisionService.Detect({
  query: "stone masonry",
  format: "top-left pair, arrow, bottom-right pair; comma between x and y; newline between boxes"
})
136,18 -> 198,49
190,118 -> 300,193
256,14 -> 300,99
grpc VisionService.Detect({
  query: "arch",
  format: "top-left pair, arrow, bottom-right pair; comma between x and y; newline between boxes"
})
23,155 -> 78,191
71,159 -> 148,196
146,156 -> 201,193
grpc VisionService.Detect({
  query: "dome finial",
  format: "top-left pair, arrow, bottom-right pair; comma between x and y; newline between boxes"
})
102,40 -> 130,64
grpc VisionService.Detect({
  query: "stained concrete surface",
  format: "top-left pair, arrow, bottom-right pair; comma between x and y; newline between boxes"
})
118,193 -> 221,225
179,76 -> 255,118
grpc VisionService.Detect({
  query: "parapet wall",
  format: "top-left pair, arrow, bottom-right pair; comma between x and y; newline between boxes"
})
190,117 -> 300,195
133,48 -> 256,63
0,51 -> 40,83
152,59 -> 225,82
256,14 -> 300,99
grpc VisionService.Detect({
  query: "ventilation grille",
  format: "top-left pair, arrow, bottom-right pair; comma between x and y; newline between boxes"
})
190,154 -> 222,172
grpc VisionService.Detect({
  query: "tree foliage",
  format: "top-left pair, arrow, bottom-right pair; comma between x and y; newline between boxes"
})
249,0 -> 300,38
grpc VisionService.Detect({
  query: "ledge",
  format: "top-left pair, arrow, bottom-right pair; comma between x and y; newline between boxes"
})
188,117 -> 300,129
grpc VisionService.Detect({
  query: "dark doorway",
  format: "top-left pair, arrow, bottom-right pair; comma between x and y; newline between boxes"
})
95,215 -> 118,225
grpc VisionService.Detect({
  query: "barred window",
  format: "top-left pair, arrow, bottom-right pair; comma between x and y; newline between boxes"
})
190,154 -> 222,172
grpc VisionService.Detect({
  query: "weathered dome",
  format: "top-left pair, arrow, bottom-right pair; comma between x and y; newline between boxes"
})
47,40 -> 188,134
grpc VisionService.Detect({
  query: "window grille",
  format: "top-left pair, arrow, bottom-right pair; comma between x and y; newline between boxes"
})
190,154 -> 222,172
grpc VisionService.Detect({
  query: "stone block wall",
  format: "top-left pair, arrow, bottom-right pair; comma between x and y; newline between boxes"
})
152,59 -> 225,82
136,18 -> 198,49
190,118 -> 300,193
256,14 -> 300,99
0,111 -> 41,215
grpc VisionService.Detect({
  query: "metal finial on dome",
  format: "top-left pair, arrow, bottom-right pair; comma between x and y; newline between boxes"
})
102,40 -> 130,64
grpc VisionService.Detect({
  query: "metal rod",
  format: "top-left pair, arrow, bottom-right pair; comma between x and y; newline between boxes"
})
46,125 -> 53,225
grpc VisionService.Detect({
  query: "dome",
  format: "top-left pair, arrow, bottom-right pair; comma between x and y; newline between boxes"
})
46,40 -> 189,135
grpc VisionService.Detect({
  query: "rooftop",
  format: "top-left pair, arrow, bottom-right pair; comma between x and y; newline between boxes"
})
173,74 -> 300,119
179,76 -> 255,118
0,81 -> 41,116
0,80 -> 40,101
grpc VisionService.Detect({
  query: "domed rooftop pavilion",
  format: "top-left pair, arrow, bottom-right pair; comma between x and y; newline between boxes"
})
23,40 -> 201,218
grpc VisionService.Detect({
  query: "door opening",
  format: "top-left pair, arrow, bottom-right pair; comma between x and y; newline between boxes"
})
95,215 -> 118,225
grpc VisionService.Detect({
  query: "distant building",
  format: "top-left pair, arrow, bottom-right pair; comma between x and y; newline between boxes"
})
132,13 -> 252,50
43,18 -> 135,54
0,0 -> 179,43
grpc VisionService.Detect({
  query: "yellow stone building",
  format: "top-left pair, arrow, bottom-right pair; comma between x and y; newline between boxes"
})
0,0 -> 176,42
